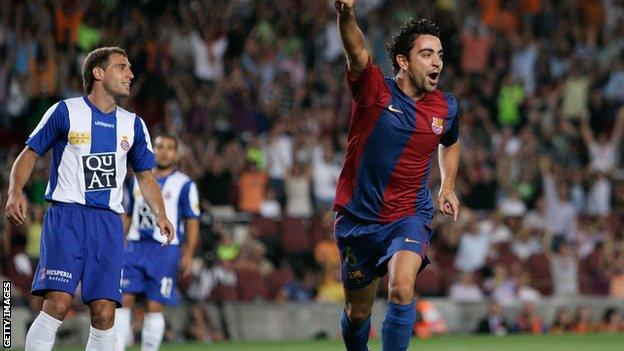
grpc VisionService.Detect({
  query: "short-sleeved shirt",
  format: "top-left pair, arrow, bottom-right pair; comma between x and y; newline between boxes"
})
333,61 -> 459,223
26,96 -> 155,213
125,171 -> 200,245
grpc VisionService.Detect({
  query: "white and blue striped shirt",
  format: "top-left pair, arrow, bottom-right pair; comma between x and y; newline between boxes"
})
26,96 -> 155,214
125,171 -> 200,245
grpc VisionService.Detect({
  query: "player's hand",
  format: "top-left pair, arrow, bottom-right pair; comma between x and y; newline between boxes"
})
5,190 -> 28,226
334,0 -> 355,16
179,253 -> 193,278
157,214 -> 175,245
437,186 -> 459,221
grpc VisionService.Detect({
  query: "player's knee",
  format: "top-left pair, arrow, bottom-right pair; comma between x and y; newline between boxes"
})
42,297 -> 73,320
89,302 -> 116,329
346,303 -> 372,325
387,281 -> 414,304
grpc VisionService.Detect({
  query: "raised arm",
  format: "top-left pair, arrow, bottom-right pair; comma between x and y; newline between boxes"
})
610,107 -> 624,146
335,0 -> 369,76
579,114 -> 595,146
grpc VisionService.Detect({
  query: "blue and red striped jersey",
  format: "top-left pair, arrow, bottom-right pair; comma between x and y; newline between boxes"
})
333,60 -> 459,223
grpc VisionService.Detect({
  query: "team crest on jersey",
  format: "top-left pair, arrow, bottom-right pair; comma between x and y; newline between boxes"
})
431,117 -> 444,135
83,153 -> 117,191
120,136 -> 130,151
68,131 -> 91,145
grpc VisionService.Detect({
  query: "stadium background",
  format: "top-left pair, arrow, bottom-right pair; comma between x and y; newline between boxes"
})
1,0 -> 624,349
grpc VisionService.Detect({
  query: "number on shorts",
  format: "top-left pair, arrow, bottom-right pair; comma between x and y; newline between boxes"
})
160,277 -> 173,298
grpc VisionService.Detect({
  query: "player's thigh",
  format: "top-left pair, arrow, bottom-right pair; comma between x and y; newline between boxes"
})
122,293 -> 136,308
387,250 -> 422,303
344,278 -> 378,322
81,209 -> 124,306
32,205 -> 85,299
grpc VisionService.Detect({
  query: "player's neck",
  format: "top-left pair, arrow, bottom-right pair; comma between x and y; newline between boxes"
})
394,74 -> 425,101
87,90 -> 117,114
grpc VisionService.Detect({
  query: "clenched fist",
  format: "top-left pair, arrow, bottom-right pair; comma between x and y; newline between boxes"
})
334,0 -> 355,16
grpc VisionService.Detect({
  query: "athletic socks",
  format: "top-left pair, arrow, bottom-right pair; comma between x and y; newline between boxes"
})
25,311 -> 63,351
113,307 -> 132,351
382,300 -> 416,351
86,325 -> 115,351
340,309 -> 371,351
141,312 -> 165,351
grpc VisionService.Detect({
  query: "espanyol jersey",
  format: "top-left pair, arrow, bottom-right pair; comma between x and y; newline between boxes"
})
26,96 -> 155,214
333,61 -> 459,223
125,171 -> 200,245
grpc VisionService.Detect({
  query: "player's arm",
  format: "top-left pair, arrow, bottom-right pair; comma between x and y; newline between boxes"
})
122,214 -> 132,235
135,170 -> 174,244
180,218 -> 200,277
335,0 -> 369,76
438,141 -> 461,221
5,147 -> 40,226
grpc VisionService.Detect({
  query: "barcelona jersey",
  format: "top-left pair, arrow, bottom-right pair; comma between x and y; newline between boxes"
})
333,60 -> 459,223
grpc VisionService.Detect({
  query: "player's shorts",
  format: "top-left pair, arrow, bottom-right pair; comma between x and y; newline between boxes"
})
31,202 -> 124,306
121,240 -> 181,305
335,211 -> 433,291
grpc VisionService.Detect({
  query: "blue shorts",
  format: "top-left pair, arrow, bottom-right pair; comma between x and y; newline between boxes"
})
121,240 -> 181,305
32,203 -> 124,306
335,211 -> 433,291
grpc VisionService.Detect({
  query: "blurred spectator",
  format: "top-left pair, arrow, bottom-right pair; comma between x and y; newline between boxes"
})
599,307 -> 623,333
476,301 -> 509,335
571,305 -> 597,334
277,266 -> 316,303
454,212 -> 491,273
513,302 -> 543,334
546,240 -> 580,296
550,306 -> 573,334
449,272 -> 484,302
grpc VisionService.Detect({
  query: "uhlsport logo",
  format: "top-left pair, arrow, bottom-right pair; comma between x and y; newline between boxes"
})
83,153 -> 117,191
431,117 -> 444,135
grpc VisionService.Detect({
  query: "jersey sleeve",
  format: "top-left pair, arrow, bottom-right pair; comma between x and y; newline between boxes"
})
346,58 -> 388,106
128,116 -> 156,172
26,101 -> 70,155
440,93 -> 460,146
123,177 -> 136,215
179,181 -> 201,219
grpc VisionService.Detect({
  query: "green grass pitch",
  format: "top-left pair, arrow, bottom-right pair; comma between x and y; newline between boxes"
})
49,333 -> 624,351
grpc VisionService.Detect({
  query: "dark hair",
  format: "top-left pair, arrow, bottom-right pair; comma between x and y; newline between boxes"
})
154,133 -> 179,150
82,47 -> 127,94
386,18 -> 441,74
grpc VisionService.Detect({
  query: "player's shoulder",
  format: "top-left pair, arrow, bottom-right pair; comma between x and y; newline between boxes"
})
432,90 -> 459,118
170,170 -> 195,185
56,96 -> 83,113
116,105 -> 137,122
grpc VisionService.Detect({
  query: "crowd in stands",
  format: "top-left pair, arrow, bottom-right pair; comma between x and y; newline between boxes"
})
2,0 -> 624,342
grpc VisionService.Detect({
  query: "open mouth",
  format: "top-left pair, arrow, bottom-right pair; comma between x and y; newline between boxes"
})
427,72 -> 439,82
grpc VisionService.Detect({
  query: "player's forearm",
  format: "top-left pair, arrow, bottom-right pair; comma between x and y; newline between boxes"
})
9,147 -> 39,195
337,10 -> 369,73
135,170 -> 167,218
438,141 -> 460,190
183,218 -> 200,257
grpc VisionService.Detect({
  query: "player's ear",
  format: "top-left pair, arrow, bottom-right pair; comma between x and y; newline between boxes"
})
396,54 -> 409,72
92,66 -> 105,81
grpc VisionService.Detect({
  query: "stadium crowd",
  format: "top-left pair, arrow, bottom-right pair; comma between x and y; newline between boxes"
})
1,0 -> 624,343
